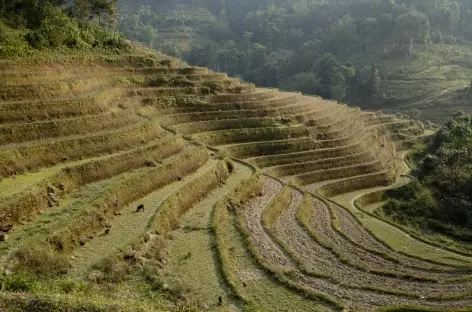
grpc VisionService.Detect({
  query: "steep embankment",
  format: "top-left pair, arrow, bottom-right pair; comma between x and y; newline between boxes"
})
1,50 -> 471,312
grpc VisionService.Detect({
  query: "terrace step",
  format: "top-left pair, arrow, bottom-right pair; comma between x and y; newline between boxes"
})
0,111 -> 141,144
316,171 -> 392,198
69,156 -> 224,278
293,160 -> 384,186
0,121 -> 166,178
173,117 -> 279,135
265,152 -> 374,177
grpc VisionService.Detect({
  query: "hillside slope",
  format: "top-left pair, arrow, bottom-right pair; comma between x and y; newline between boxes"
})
1,50 -> 472,312
117,0 -> 472,124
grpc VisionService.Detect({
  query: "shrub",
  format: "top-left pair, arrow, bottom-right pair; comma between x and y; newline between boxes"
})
0,21 -> 31,57
26,4 -> 81,49
14,244 -> 70,278
22,4 -> 129,52
85,24 -> 129,51
2,272 -> 38,292
92,257 -> 131,283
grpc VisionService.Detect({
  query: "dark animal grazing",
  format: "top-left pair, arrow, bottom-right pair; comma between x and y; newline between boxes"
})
104,228 -> 110,235
124,250 -> 136,260
136,204 -> 145,212
177,176 -> 182,181
0,224 -> 12,233
218,296 -> 223,306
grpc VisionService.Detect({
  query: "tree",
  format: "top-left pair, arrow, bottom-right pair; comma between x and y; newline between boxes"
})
74,0 -> 91,24
327,14 -> 357,51
360,17 -> 378,51
0,0 -> 66,27
372,64 -> 380,95
358,64 -> 380,100
377,13 -> 393,40
243,31 -> 253,47
138,24 -> 157,48
251,43 -> 267,68
395,10 -> 430,55
90,0 -> 116,26
281,72 -> 320,95
314,53 -> 348,100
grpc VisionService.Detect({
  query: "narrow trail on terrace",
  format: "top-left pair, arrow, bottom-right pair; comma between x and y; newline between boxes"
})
311,152 -> 467,273
158,161 -> 253,309
69,158 -> 219,279
329,153 -> 472,266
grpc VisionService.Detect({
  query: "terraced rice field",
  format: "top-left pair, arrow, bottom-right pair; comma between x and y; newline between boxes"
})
1,52 -> 472,312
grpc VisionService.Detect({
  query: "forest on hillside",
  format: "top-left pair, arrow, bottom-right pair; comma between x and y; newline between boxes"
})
0,0 -> 126,56
381,112 -> 472,244
117,0 -> 472,107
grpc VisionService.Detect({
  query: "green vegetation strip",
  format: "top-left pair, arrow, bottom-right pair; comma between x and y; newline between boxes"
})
376,306 -> 472,312
326,189 -> 472,267
356,195 -> 472,259
261,186 -> 292,230
211,173 -> 263,305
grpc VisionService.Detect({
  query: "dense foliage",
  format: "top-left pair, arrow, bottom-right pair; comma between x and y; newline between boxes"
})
117,0 -> 472,102
382,112 -> 472,242
0,0 -> 128,57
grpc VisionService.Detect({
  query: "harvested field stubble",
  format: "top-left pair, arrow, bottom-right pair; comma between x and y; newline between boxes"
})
150,160 -> 230,235
317,171 -> 393,197
174,117 -> 278,134
0,111 -> 141,144
0,121 -> 166,178
295,161 -> 385,186
0,136 -> 184,228
46,146 -> 210,252
0,55 -> 459,312
195,126 -> 309,146
266,152 -> 374,177
0,92 -> 114,123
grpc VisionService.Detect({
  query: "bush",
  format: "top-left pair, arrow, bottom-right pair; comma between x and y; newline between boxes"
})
22,4 -> 129,52
2,272 -> 38,292
83,23 -> 130,51
0,21 -> 31,57
381,112 -> 472,242
92,257 -> 131,284
14,244 -> 70,278
26,4 -> 81,49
